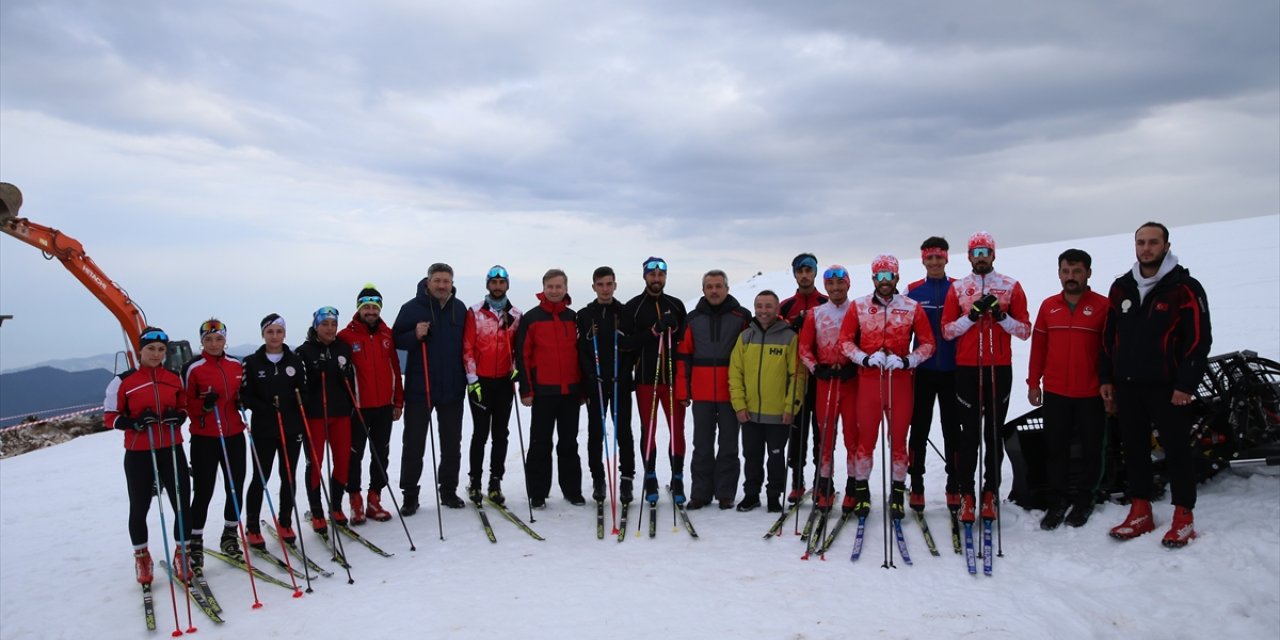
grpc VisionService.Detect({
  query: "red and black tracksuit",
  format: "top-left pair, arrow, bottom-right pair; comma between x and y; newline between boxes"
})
676,295 -> 750,504
181,352 -> 246,539
515,293 -> 583,502
779,289 -> 827,488
295,334 -> 356,516
463,300 -> 522,489
1028,290 -> 1110,510
623,291 -> 688,493
104,365 -> 191,548
240,344 -> 308,531
1100,262 -> 1211,510
338,315 -> 404,496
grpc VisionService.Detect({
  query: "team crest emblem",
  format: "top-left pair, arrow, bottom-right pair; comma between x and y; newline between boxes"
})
1121,300 -> 1132,314
338,356 -> 349,367
1155,302 -> 1168,312
352,343 -> 363,353
285,366 -> 297,377
1083,306 -> 1093,316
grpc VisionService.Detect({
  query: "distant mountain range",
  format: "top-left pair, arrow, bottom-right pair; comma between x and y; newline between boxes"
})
0,367 -> 114,427
1,345 -> 261,375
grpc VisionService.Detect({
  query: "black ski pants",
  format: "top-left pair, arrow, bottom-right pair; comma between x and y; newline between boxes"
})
742,421 -> 789,499
786,379 -> 821,486
690,401 -> 740,504
525,394 -> 583,501
246,430 -> 303,530
908,368 -> 962,493
400,398 -> 466,498
188,432 -> 246,534
586,383 -> 636,484
467,378 -> 515,486
349,405 -> 394,493
1042,392 -> 1106,508
955,365 -> 1012,495
124,445 -> 191,547
1117,382 -> 1197,509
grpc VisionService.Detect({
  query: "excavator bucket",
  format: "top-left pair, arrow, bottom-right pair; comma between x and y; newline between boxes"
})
0,182 -> 23,221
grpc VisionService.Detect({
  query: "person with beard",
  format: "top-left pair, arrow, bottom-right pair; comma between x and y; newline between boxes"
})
839,255 -> 935,520
1027,250 -> 1110,530
623,257 -> 689,505
392,263 -> 469,513
515,269 -> 585,507
1101,222 -> 1211,548
577,266 -> 638,504
730,290 -> 805,513
941,232 -> 1031,526
779,253 -> 827,502
462,266 -> 522,505
296,307 -> 358,531
676,270 -> 751,510
797,265 -> 859,512
338,284 -> 404,524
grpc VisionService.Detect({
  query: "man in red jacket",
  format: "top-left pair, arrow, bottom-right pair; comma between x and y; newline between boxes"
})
1027,250 -> 1109,530
780,253 -> 827,501
463,266 -> 522,505
515,269 -> 585,507
338,284 -> 405,524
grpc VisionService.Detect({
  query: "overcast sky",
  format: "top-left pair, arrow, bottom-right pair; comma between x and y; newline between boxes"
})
1,1 -> 1277,370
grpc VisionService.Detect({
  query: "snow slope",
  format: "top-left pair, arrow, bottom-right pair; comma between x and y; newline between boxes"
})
1,216 -> 1277,640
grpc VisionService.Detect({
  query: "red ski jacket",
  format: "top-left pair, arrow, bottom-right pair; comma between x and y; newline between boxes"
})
464,300 -> 523,381
104,365 -> 187,451
1027,290 -> 1110,398
941,271 -> 1031,367
338,316 -> 405,410
181,352 -> 246,438
515,293 -> 581,398
839,293 -> 936,368
798,298 -> 855,372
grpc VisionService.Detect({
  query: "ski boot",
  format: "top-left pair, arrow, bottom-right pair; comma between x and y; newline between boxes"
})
787,482 -> 807,504
277,523 -> 297,545
349,492 -> 367,525
134,548 -> 153,585
814,477 -> 835,512
890,481 -> 907,520
311,514 -> 328,533
401,489 -> 420,517
220,525 -> 241,557
958,493 -> 976,524
467,480 -> 484,504
487,478 -> 506,506
643,472 -> 659,505
670,473 -> 686,506
767,495 -> 784,513
1109,498 -> 1154,540
187,535 -> 204,570
1161,506 -> 1196,548
366,491 -> 392,522
592,478 -> 606,503
619,476 -> 634,504
172,544 -> 191,583
245,529 -> 266,550
980,490 -> 998,521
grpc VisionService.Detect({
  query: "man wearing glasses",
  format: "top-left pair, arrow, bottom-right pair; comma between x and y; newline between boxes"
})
779,253 -> 827,503
797,265 -> 859,512
941,232 -> 1031,526
623,257 -> 689,505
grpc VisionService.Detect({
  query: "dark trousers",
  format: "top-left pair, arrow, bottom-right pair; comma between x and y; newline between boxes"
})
1042,392 -> 1106,507
787,380 -> 821,485
525,394 -> 583,501
955,365 -> 1012,494
586,384 -> 636,483
124,445 -> 191,547
246,431 -> 303,530
400,398 -> 466,498
690,401 -> 741,503
467,378 -> 515,485
742,421 -> 790,499
188,433 -> 246,533
908,368 -> 961,493
1117,383 -> 1197,509
349,405 -> 394,493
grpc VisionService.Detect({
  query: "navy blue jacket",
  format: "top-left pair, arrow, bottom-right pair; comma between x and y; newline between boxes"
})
392,279 -> 468,405
906,276 -> 957,372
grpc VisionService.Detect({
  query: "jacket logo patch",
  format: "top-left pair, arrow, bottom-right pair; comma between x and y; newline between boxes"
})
1155,302 -> 1168,312
1083,306 -> 1094,316
1121,300 -> 1132,314
352,343 -> 363,352
891,309 -> 909,316
257,371 -> 267,379
768,347 -> 784,356
285,366 -> 297,377
338,356 -> 348,367
383,340 -> 391,349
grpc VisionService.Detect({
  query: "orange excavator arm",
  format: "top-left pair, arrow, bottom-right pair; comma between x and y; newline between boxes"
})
0,182 -> 148,369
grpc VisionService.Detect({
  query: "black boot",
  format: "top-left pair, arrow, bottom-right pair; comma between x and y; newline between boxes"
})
619,476 -> 634,504
592,478 -> 606,502
851,480 -> 871,517
402,488 -> 420,516
767,495 -> 783,513
736,495 -> 761,512
440,490 -> 466,509
487,477 -> 506,506
890,481 -> 907,520
219,526 -> 240,556
1064,500 -> 1093,528
467,478 -> 483,504
188,536 -> 204,570
1041,502 -> 1069,531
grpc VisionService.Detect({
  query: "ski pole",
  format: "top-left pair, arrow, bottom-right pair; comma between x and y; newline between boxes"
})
164,418 -> 196,633
610,320 -> 622,534
988,321 -> 1004,558
143,424 -> 184,637
318,371 -> 353,577
341,376 -> 417,551
506,330 -> 536,524
272,399 -> 315,593
420,343 -> 446,541
975,310 -> 986,561
240,410 -> 305,596
210,402 -> 267,605
294,389 -> 354,584
591,325 -> 618,533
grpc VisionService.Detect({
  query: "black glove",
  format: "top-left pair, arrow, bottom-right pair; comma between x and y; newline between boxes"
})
162,409 -> 188,425
114,415 -> 138,431
137,409 -> 160,426
814,364 -> 836,380
969,294 -> 998,321
202,390 -> 219,411
501,311 -> 515,330
989,301 -> 1006,321
652,310 -> 673,334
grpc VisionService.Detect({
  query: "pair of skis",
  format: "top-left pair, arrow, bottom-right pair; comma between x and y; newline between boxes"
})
962,519 -> 996,576
473,497 -> 546,542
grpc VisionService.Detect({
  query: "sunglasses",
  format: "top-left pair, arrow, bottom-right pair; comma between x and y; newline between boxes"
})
873,271 -> 896,283
823,268 -> 847,280
140,329 -> 169,342
487,266 -> 510,280
644,260 -> 668,272
971,247 -> 992,258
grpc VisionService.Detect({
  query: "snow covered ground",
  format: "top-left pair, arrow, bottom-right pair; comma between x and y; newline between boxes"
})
2,216 -> 1277,640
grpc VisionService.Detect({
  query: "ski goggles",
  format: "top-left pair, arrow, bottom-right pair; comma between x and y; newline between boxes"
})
199,319 -> 227,338
312,306 -> 340,327
792,254 -> 818,272
823,267 -> 848,280
138,329 -> 169,347
356,295 -> 382,309
487,265 -> 510,281
643,259 -> 668,274
970,247 -> 992,258
873,271 -> 896,283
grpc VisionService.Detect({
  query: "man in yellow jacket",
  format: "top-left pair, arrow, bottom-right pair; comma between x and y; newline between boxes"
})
730,290 -> 807,513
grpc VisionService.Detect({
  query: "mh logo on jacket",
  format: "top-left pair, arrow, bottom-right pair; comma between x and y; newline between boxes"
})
769,347 -> 784,356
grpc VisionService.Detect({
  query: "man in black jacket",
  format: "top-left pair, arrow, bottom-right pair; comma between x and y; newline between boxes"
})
578,266 -> 637,505
1100,221 -> 1212,548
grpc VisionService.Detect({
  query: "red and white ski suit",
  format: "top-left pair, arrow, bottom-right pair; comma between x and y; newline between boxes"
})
838,293 -> 935,481
797,299 -> 858,479
940,271 -> 1031,364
